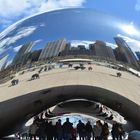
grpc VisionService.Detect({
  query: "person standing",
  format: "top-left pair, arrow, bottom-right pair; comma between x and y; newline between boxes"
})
102,122 -> 109,140
93,120 -> 102,140
85,121 -> 93,140
29,121 -> 38,140
56,119 -> 63,140
77,120 -> 86,140
111,121 -> 119,140
47,121 -> 55,140
63,118 -> 73,140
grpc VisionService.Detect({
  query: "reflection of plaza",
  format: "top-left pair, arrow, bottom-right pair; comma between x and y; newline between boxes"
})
1,37 -> 140,84
1,61 -> 140,103
0,59 -> 140,136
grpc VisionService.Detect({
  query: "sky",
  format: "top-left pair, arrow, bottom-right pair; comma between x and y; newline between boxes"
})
0,0 -> 140,33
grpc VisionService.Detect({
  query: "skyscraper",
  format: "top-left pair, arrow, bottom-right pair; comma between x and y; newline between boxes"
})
136,52 -> 140,60
93,40 -> 115,60
114,37 -> 139,69
106,46 -> 116,60
39,39 -> 67,60
12,42 -> 34,66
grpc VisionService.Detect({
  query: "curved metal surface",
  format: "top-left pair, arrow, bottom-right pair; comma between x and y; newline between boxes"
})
0,8 -> 140,137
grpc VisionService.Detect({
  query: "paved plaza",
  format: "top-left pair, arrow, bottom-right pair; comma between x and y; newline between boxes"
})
0,63 -> 140,104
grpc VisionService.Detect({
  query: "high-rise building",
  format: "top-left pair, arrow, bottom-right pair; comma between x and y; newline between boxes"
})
93,40 -> 115,60
89,43 -> 95,55
0,54 -> 9,71
12,42 -> 34,66
106,46 -> 116,60
60,43 -> 71,56
39,39 -> 67,60
136,52 -> 140,60
114,37 -> 139,69
94,40 -> 107,58
77,45 -> 87,55
29,49 -> 42,62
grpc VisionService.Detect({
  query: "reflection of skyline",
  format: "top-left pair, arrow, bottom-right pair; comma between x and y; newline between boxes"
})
3,36 -> 139,72
0,8 -> 140,55
0,9 -> 140,71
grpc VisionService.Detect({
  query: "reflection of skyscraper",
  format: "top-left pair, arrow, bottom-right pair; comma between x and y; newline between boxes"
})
93,40 -> 115,60
12,42 -> 34,66
61,43 -> 71,56
136,52 -> 140,60
39,39 -> 67,60
0,54 -> 9,71
106,46 -> 116,60
28,49 -> 42,62
89,44 -> 95,55
114,37 -> 139,69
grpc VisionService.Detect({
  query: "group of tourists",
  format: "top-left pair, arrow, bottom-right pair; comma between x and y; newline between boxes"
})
27,115 -> 125,140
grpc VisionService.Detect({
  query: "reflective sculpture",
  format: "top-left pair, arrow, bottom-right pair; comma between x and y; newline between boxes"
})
0,8 -> 140,137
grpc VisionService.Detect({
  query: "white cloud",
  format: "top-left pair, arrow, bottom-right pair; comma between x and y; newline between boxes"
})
0,26 -> 36,50
118,22 -> 140,37
11,26 -> 37,44
106,42 -> 117,49
13,45 -> 22,52
0,0 -> 86,29
70,40 -> 118,49
70,40 -> 94,48
135,0 -> 140,11
117,34 -> 140,52
5,60 -> 12,68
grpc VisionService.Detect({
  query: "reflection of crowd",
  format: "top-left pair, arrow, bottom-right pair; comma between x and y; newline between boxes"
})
10,64 -> 55,86
25,114 -> 125,140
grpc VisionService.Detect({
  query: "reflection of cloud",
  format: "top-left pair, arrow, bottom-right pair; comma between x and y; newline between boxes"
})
12,39 -> 41,53
70,40 -> 94,48
5,60 -> 12,68
11,26 -> 37,44
117,34 -> 140,52
40,23 -> 46,27
0,38 -> 10,49
0,0 -> 86,29
119,22 -> 140,36
0,21 -> 21,40
135,0 -> 140,11
70,40 -> 117,49
0,48 -> 4,55
34,39 -> 42,44
13,45 -> 22,52
0,26 -> 36,50
106,42 -> 117,48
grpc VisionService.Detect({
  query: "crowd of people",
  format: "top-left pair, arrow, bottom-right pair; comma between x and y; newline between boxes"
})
20,114 -> 125,140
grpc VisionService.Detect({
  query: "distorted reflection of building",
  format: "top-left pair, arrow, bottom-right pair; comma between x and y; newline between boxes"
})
39,39 -> 67,60
12,42 -> 34,66
90,40 -> 116,60
0,54 -> 9,71
114,37 -> 139,69
8,37 -> 140,71
136,51 -> 140,60
62,45 -> 90,56
27,49 -> 42,63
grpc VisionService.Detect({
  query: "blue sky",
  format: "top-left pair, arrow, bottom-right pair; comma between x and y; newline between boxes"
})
0,0 -> 140,33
